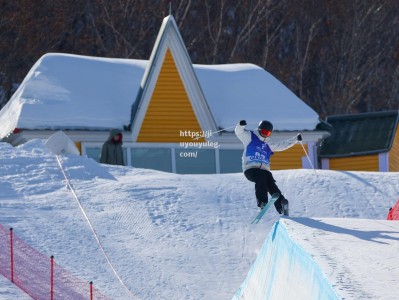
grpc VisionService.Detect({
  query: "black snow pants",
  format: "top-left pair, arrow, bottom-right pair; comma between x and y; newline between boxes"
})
244,168 -> 284,211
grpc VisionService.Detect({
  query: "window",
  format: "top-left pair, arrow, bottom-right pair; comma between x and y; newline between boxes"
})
175,149 -> 216,174
85,145 -> 241,174
219,149 -> 243,173
85,147 -> 127,166
131,148 -> 172,172
86,147 -> 101,162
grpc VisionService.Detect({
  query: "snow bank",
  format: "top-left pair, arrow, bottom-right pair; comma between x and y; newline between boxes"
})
2,140 -> 399,299
233,216 -> 399,300
232,219 -> 340,300
285,217 -> 399,300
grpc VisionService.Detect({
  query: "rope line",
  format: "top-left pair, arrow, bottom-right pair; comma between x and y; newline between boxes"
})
299,141 -> 317,175
55,155 -> 139,299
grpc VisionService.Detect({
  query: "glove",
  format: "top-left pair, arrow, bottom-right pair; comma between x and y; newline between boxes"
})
239,120 -> 247,126
297,134 -> 302,141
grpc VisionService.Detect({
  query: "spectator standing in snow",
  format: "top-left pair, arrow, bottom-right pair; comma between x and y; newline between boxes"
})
235,120 -> 302,215
100,129 -> 124,166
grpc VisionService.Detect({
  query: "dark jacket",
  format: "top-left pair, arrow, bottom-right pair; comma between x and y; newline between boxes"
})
100,129 -> 124,165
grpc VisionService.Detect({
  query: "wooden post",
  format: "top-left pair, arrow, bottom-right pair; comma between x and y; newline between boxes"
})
90,281 -> 93,300
50,256 -> 54,300
9,228 -> 14,283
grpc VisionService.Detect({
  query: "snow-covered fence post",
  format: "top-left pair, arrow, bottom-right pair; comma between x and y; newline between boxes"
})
9,228 -> 14,283
50,255 -> 54,300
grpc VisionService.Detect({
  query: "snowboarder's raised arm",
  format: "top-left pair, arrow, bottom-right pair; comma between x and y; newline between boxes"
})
235,120 -> 251,145
268,134 -> 301,152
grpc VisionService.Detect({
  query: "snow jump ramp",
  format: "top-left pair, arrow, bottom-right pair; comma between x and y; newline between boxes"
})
232,217 -> 399,300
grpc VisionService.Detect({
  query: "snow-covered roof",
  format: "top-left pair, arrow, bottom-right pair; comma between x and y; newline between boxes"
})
0,53 -> 147,138
0,52 -> 320,139
194,63 -> 319,131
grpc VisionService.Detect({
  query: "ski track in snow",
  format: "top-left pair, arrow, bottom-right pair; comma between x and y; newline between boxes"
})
1,140 -> 399,299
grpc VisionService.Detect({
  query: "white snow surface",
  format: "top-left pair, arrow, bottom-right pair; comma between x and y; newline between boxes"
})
0,53 -> 320,138
1,140 -> 399,299
284,218 -> 399,300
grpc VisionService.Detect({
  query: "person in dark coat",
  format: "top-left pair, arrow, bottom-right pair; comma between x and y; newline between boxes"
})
100,129 -> 124,165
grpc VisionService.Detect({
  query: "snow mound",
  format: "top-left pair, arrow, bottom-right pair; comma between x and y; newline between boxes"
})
234,217 -> 399,300
1,141 -> 399,299
233,219 -> 339,300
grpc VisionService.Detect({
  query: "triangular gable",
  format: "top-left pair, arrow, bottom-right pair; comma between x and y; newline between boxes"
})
131,15 -> 217,142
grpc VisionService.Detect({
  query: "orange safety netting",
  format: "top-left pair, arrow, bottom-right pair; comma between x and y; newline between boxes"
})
0,224 -> 111,300
387,199 -> 399,220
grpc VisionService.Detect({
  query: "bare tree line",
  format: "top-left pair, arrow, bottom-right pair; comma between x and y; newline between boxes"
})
0,0 -> 398,119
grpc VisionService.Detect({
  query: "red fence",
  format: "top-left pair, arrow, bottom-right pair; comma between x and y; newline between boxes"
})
0,224 -> 112,299
387,198 -> 399,220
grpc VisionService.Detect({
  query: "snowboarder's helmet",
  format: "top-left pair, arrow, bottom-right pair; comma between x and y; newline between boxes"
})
258,120 -> 273,137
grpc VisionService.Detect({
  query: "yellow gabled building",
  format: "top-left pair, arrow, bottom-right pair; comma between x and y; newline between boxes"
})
125,15 -> 326,173
0,15 -> 327,174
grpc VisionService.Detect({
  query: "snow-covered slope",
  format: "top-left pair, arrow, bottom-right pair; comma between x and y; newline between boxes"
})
286,217 -> 399,299
233,217 -> 399,300
0,140 -> 398,299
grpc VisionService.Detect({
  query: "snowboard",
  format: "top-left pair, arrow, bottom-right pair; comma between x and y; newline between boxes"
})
251,193 -> 280,224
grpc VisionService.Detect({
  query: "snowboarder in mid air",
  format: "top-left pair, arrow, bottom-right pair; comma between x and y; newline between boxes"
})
235,120 -> 302,216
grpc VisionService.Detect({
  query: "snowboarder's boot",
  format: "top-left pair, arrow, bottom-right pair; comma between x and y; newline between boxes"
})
281,199 -> 289,216
259,201 -> 268,211
274,197 -> 289,216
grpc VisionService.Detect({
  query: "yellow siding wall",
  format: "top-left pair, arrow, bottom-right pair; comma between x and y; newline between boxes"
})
271,144 -> 305,170
75,142 -> 82,155
329,155 -> 379,171
137,49 -> 204,143
389,127 -> 399,172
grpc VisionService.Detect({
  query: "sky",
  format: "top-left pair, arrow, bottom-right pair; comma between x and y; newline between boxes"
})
1,139 -> 398,299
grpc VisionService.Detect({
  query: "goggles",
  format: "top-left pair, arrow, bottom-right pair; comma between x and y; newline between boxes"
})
259,129 -> 272,137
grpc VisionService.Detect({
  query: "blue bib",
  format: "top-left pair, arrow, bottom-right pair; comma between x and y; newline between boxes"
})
245,131 -> 273,164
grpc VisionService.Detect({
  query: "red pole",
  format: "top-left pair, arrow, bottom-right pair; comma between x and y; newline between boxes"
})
9,228 -> 14,283
50,256 -> 54,300
90,281 -> 93,300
